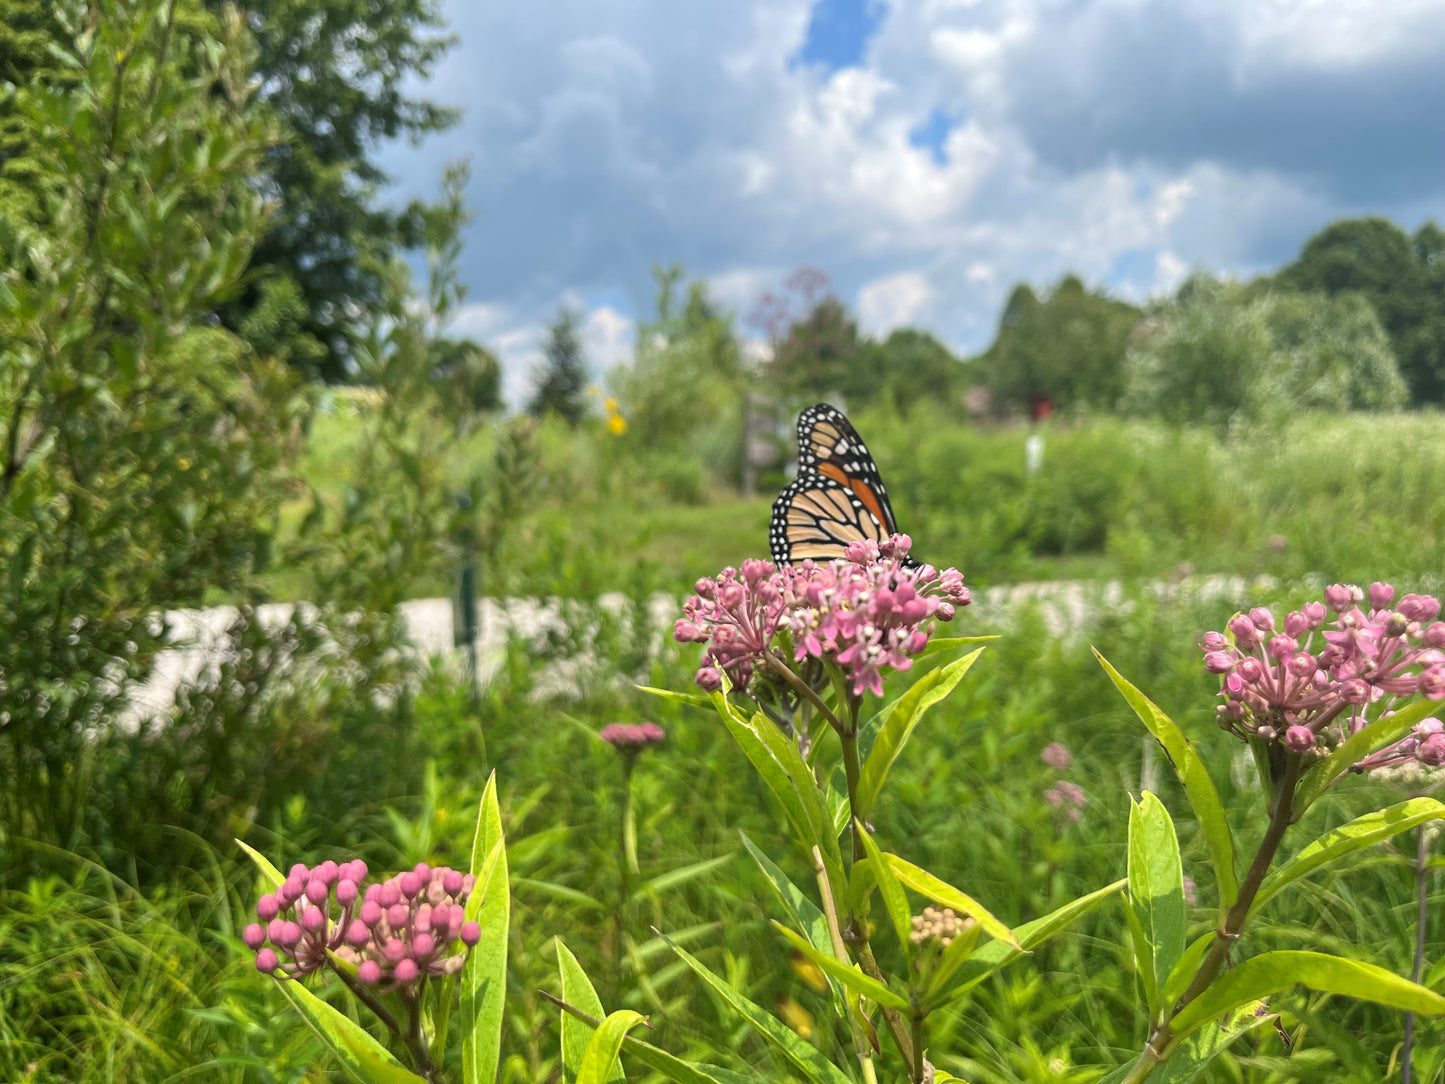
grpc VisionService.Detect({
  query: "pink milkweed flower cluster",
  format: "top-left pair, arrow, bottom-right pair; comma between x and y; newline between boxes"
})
245,860 -> 481,990
599,721 -> 665,751
1201,582 -> 1445,757
674,535 -> 970,698
1045,780 -> 1088,821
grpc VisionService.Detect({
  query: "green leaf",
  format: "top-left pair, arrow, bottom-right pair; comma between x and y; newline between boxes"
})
1294,699 -> 1444,814
1121,895 -> 1159,1019
1151,1002 -> 1277,1084
916,635 -> 999,658
739,831 -> 830,952
663,934 -> 855,1084
556,940 -> 621,1084
513,877 -> 606,911
634,684 -> 712,710
854,826 -> 913,956
1128,792 -> 1187,1023
710,692 -> 843,877
629,854 -> 734,904
553,999 -> 753,1084
882,852 -> 1019,950
1168,950 -> 1445,1049
935,878 -> 1125,1004
461,772 -> 509,1084
1254,797 -> 1445,912
274,980 -> 424,1084
771,921 -> 911,1011
856,648 -> 984,820
578,1010 -> 646,1084
1095,650 -> 1238,912
234,838 -> 284,891
922,921 -> 984,1001
1161,933 -> 1216,1011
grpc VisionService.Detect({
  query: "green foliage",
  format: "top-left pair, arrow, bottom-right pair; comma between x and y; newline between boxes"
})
0,0 -> 305,854
980,275 -> 1143,414
768,295 -> 863,403
529,307 -> 591,427
0,0 -> 69,237
1120,277 -> 1406,430
207,0 -> 459,380
1278,216 -> 1445,404
850,328 -> 968,413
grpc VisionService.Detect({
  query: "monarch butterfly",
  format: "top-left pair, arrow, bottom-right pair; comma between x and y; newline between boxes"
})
769,403 -> 918,567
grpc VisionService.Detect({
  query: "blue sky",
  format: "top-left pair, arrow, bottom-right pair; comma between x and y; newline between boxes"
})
378,0 -> 1445,407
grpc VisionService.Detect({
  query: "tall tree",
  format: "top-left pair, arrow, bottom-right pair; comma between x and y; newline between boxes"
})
980,275 -> 1142,413
205,0 -> 459,380
0,0 -> 68,237
1277,217 -> 1445,402
528,308 -> 589,426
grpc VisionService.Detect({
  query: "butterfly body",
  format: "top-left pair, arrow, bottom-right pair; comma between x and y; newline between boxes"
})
769,404 -> 917,567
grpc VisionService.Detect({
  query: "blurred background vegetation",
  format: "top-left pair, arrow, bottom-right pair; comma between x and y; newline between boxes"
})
4,1 -> 1445,1081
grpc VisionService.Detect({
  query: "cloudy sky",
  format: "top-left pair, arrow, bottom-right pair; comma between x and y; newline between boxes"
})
378,0 -> 1445,407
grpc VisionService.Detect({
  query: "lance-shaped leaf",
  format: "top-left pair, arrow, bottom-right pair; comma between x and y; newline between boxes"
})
1168,950 -> 1445,1048
1293,699 -> 1443,814
663,934 -> 854,1084
855,648 -> 984,820
556,940 -> 622,1084
883,852 -> 1018,950
854,826 -> 913,955
1254,797 -> 1445,912
235,838 -> 284,891
771,921 -> 911,1011
1161,933 -> 1216,1011
1151,1002 -> 1278,1084
935,879 -> 1126,1004
629,854 -> 734,905
551,995 -> 758,1084
1128,792 -> 1187,1023
274,980 -> 425,1084
635,684 -> 712,710
1095,650 -> 1238,912
578,1011 -> 646,1084
461,773 -> 509,1084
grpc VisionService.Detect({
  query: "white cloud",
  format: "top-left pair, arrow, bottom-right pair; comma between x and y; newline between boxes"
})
377,0 -> 1445,381
1152,251 -> 1189,297
858,271 -> 933,336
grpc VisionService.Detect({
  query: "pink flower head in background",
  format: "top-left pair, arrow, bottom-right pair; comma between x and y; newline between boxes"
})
1044,780 -> 1088,822
675,535 -> 970,699
1201,583 -> 1445,760
599,721 -> 665,753
246,860 -> 481,990
1041,742 -> 1072,770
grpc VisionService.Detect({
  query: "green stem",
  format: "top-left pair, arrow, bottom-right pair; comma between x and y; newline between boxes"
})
840,730 -> 867,863
1126,753 -> 1304,1082
1403,825 -> 1431,1084
764,649 -> 846,735
910,1011 -> 925,1084
813,846 -> 882,1084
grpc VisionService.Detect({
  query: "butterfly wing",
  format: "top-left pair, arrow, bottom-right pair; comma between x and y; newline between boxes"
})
769,475 -> 892,566
793,403 -> 901,537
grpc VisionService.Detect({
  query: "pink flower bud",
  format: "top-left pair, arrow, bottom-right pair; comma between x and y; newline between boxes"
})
301,907 -> 326,933
317,861 -> 339,885
413,862 -> 431,881
1369,582 -> 1395,610
1418,718 -> 1444,735
1237,658 -> 1264,682
305,879 -> 329,905
1325,584 -> 1354,612
443,870 -> 464,895
256,894 -> 279,921
1302,601 -> 1327,627
1284,611 -> 1310,638
1249,607 -> 1276,633
276,922 -> 302,948
460,921 -> 482,946
1203,651 -> 1235,674
255,948 -> 279,974
336,879 -> 358,905
1283,725 -> 1317,753
1200,631 -> 1228,652
431,903 -> 452,930
357,960 -> 382,984
360,900 -> 382,927
267,918 -> 286,942
1419,734 -> 1445,766
695,666 -> 722,692
1287,652 -> 1317,677
378,882 -> 400,908
412,933 -> 436,958
346,920 -> 371,948
1422,668 -> 1445,700
387,904 -> 409,929
399,872 -> 422,899
394,959 -> 419,984
1267,635 -> 1298,660
1341,678 -> 1372,704
289,863 -> 309,880
383,939 -> 407,964
673,619 -> 702,642
414,906 -> 433,934
1229,614 -> 1262,647
280,874 -> 304,904
243,923 -> 266,949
